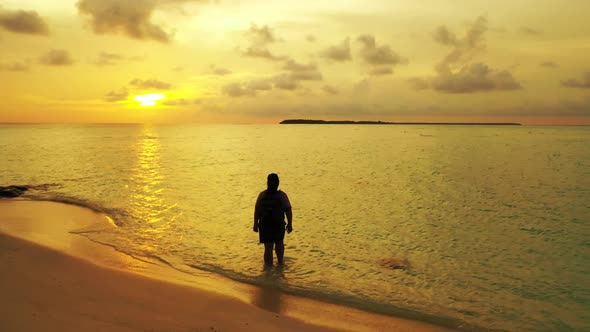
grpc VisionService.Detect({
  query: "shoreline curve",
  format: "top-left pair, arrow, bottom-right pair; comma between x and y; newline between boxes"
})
0,199 -> 455,332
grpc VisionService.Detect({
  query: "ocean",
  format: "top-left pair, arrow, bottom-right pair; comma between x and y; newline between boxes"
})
1,123 -> 589,331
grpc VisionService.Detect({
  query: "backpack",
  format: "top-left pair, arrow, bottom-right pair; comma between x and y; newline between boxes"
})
259,191 -> 285,229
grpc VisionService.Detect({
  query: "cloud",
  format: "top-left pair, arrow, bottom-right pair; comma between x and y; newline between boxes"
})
246,79 -> 273,91
222,75 -> 300,97
222,59 -> 321,92
162,98 -> 200,106
0,8 -> 50,35
222,82 -> 257,97
562,71 -> 590,89
76,0 -> 206,43
282,59 -> 314,71
94,52 -> 125,66
243,46 -> 284,61
433,26 -> 458,46
97,54 -> 143,66
39,49 -> 74,66
356,34 -> 405,75
431,63 -> 522,93
357,35 -> 405,65
412,64 -> 522,94
213,68 -> 232,75
520,26 -> 543,35
322,85 -> 339,95
540,61 -> 559,68
222,58 -> 322,98
411,16 -> 522,94
244,23 -> 278,45
129,79 -> 172,90
436,16 -> 487,71
241,23 -> 285,61
282,59 -> 323,81
463,16 -> 488,48
105,88 -> 128,102
321,38 -> 351,62
209,65 -> 232,76
369,66 -> 393,76
0,61 -> 30,72
273,74 -> 298,91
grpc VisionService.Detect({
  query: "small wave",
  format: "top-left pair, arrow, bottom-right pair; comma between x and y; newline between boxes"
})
144,253 -> 175,267
1,184 -> 183,273
71,233 -> 162,266
29,183 -> 63,190
1,183 -> 126,226
29,195 -> 126,226
72,232 -> 192,277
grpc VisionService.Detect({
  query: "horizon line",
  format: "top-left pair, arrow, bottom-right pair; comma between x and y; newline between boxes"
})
1,121 -> 589,127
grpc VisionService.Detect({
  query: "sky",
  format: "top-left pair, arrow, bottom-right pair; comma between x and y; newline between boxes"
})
0,0 -> 589,125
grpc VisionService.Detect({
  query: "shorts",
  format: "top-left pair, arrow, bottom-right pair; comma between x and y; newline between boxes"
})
259,222 -> 286,243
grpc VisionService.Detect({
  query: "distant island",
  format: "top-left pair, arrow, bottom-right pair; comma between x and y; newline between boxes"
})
280,119 -> 522,125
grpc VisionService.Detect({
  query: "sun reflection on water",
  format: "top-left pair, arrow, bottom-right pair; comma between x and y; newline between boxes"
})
129,126 -> 181,249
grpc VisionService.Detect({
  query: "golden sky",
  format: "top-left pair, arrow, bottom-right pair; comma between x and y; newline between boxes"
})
1,0 -> 589,124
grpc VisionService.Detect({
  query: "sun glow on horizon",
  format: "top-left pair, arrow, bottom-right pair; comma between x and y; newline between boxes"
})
133,94 -> 165,107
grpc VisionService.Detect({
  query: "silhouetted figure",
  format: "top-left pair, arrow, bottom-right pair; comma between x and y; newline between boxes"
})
253,173 -> 292,266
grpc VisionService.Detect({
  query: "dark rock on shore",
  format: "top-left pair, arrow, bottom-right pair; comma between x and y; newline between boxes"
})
0,185 -> 29,198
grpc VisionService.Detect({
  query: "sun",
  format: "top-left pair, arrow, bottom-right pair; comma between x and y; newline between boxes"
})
133,94 -> 165,107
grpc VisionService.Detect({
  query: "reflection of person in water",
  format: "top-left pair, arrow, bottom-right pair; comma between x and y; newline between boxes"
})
253,173 -> 293,266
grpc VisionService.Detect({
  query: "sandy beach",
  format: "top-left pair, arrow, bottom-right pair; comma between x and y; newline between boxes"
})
0,199 -> 454,332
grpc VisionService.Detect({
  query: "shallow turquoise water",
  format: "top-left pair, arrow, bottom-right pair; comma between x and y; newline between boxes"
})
1,124 -> 589,331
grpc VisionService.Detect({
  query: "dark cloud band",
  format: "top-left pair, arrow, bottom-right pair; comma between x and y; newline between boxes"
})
0,8 -> 50,35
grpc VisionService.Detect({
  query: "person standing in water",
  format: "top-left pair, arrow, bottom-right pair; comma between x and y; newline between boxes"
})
253,173 -> 292,266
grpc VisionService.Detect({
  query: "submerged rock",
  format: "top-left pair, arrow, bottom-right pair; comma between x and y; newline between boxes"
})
379,257 -> 410,270
0,185 -> 29,198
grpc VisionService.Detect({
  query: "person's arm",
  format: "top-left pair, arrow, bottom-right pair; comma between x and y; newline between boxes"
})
253,193 -> 261,232
285,207 -> 293,233
282,192 -> 293,233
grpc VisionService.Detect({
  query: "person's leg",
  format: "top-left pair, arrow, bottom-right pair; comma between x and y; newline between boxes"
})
275,240 -> 284,265
263,243 -> 274,265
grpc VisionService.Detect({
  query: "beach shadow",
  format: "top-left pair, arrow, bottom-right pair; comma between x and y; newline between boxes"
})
251,265 -> 286,314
